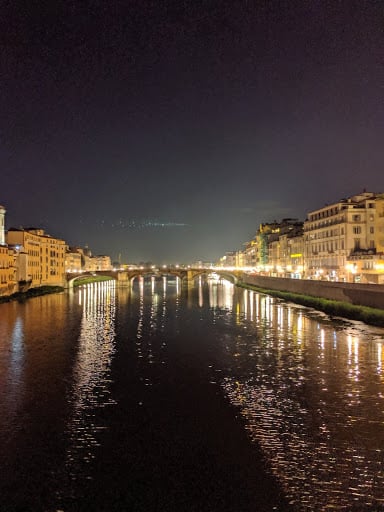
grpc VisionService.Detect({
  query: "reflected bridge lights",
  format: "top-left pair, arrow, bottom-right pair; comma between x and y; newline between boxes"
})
378,342 -> 383,375
347,334 -> 360,380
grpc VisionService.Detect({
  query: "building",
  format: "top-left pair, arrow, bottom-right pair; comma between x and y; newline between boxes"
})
286,232 -> 305,278
0,206 -> 17,295
304,192 -> 379,281
345,194 -> 384,283
65,247 -> 83,273
217,251 -> 237,268
0,245 -> 16,296
235,250 -> 246,268
256,219 -> 303,273
7,228 -> 67,288
243,238 -> 258,269
94,255 -> 112,271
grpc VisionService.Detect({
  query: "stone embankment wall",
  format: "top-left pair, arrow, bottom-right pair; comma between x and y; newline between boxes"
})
242,275 -> 384,310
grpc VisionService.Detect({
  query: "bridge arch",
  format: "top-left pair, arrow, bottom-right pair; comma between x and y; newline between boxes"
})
128,269 -> 188,285
66,271 -> 118,289
187,269 -> 239,284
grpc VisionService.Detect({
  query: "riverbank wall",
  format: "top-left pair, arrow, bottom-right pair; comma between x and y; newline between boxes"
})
241,275 -> 384,310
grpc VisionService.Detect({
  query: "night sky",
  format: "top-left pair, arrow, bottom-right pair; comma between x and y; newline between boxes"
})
1,1 -> 383,264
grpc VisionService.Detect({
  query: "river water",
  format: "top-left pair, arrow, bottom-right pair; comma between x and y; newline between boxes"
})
0,277 -> 384,511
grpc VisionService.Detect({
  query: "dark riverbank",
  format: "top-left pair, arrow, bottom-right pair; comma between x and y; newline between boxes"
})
0,277 -> 113,305
0,285 -> 64,304
237,281 -> 384,327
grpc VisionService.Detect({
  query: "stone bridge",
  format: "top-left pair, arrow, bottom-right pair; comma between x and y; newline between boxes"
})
65,268 -> 241,288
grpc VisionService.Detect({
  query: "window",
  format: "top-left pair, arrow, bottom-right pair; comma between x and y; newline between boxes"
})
353,226 -> 361,234
370,227 -> 374,234
353,214 -> 361,222
354,239 -> 361,250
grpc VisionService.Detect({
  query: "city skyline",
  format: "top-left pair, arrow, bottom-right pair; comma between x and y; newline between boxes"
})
2,188 -> 384,267
2,1 -> 384,263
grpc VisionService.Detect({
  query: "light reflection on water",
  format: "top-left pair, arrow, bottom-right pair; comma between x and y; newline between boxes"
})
64,280 -> 117,486
2,276 -> 384,511
220,286 -> 384,511
124,279 -> 384,511
0,315 -> 25,442
133,276 -> 178,368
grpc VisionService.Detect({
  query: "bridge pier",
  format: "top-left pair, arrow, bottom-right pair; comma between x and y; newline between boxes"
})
116,272 -> 130,286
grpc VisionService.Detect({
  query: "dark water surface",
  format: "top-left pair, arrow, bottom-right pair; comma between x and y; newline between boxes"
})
0,278 -> 384,511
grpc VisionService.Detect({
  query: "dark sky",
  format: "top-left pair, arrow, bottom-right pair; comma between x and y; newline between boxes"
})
1,1 -> 383,264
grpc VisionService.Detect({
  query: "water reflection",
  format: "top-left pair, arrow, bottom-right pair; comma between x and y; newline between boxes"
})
133,276 -> 176,369
208,279 -> 234,310
221,287 -> 384,510
0,315 -> 25,436
64,281 -> 117,486
2,276 -> 384,511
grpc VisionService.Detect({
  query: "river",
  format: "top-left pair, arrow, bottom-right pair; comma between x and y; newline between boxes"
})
0,277 -> 383,511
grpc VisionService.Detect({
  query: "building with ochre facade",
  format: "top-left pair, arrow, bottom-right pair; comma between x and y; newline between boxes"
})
7,228 -> 67,288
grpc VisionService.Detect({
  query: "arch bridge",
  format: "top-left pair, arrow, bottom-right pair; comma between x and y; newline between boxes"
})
65,268 -> 241,288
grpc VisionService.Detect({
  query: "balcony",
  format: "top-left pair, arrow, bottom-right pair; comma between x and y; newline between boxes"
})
348,248 -> 376,259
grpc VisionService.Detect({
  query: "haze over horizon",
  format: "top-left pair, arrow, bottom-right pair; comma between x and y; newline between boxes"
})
2,1 -> 383,263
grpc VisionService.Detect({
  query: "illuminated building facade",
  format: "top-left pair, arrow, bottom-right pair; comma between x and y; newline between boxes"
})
220,192 -> 384,283
345,195 -> 384,283
94,255 -> 112,271
0,205 -> 17,295
257,219 -> 303,273
0,246 -> 16,296
243,238 -> 258,268
268,229 -> 304,278
65,248 -> 83,273
6,228 -> 67,288
304,192 -> 378,281
235,250 -> 246,268
217,251 -> 237,268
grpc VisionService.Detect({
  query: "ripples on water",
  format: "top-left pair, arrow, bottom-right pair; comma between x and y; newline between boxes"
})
59,281 -> 117,501
1,277 -> 384,511
218,286 -> 384,511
